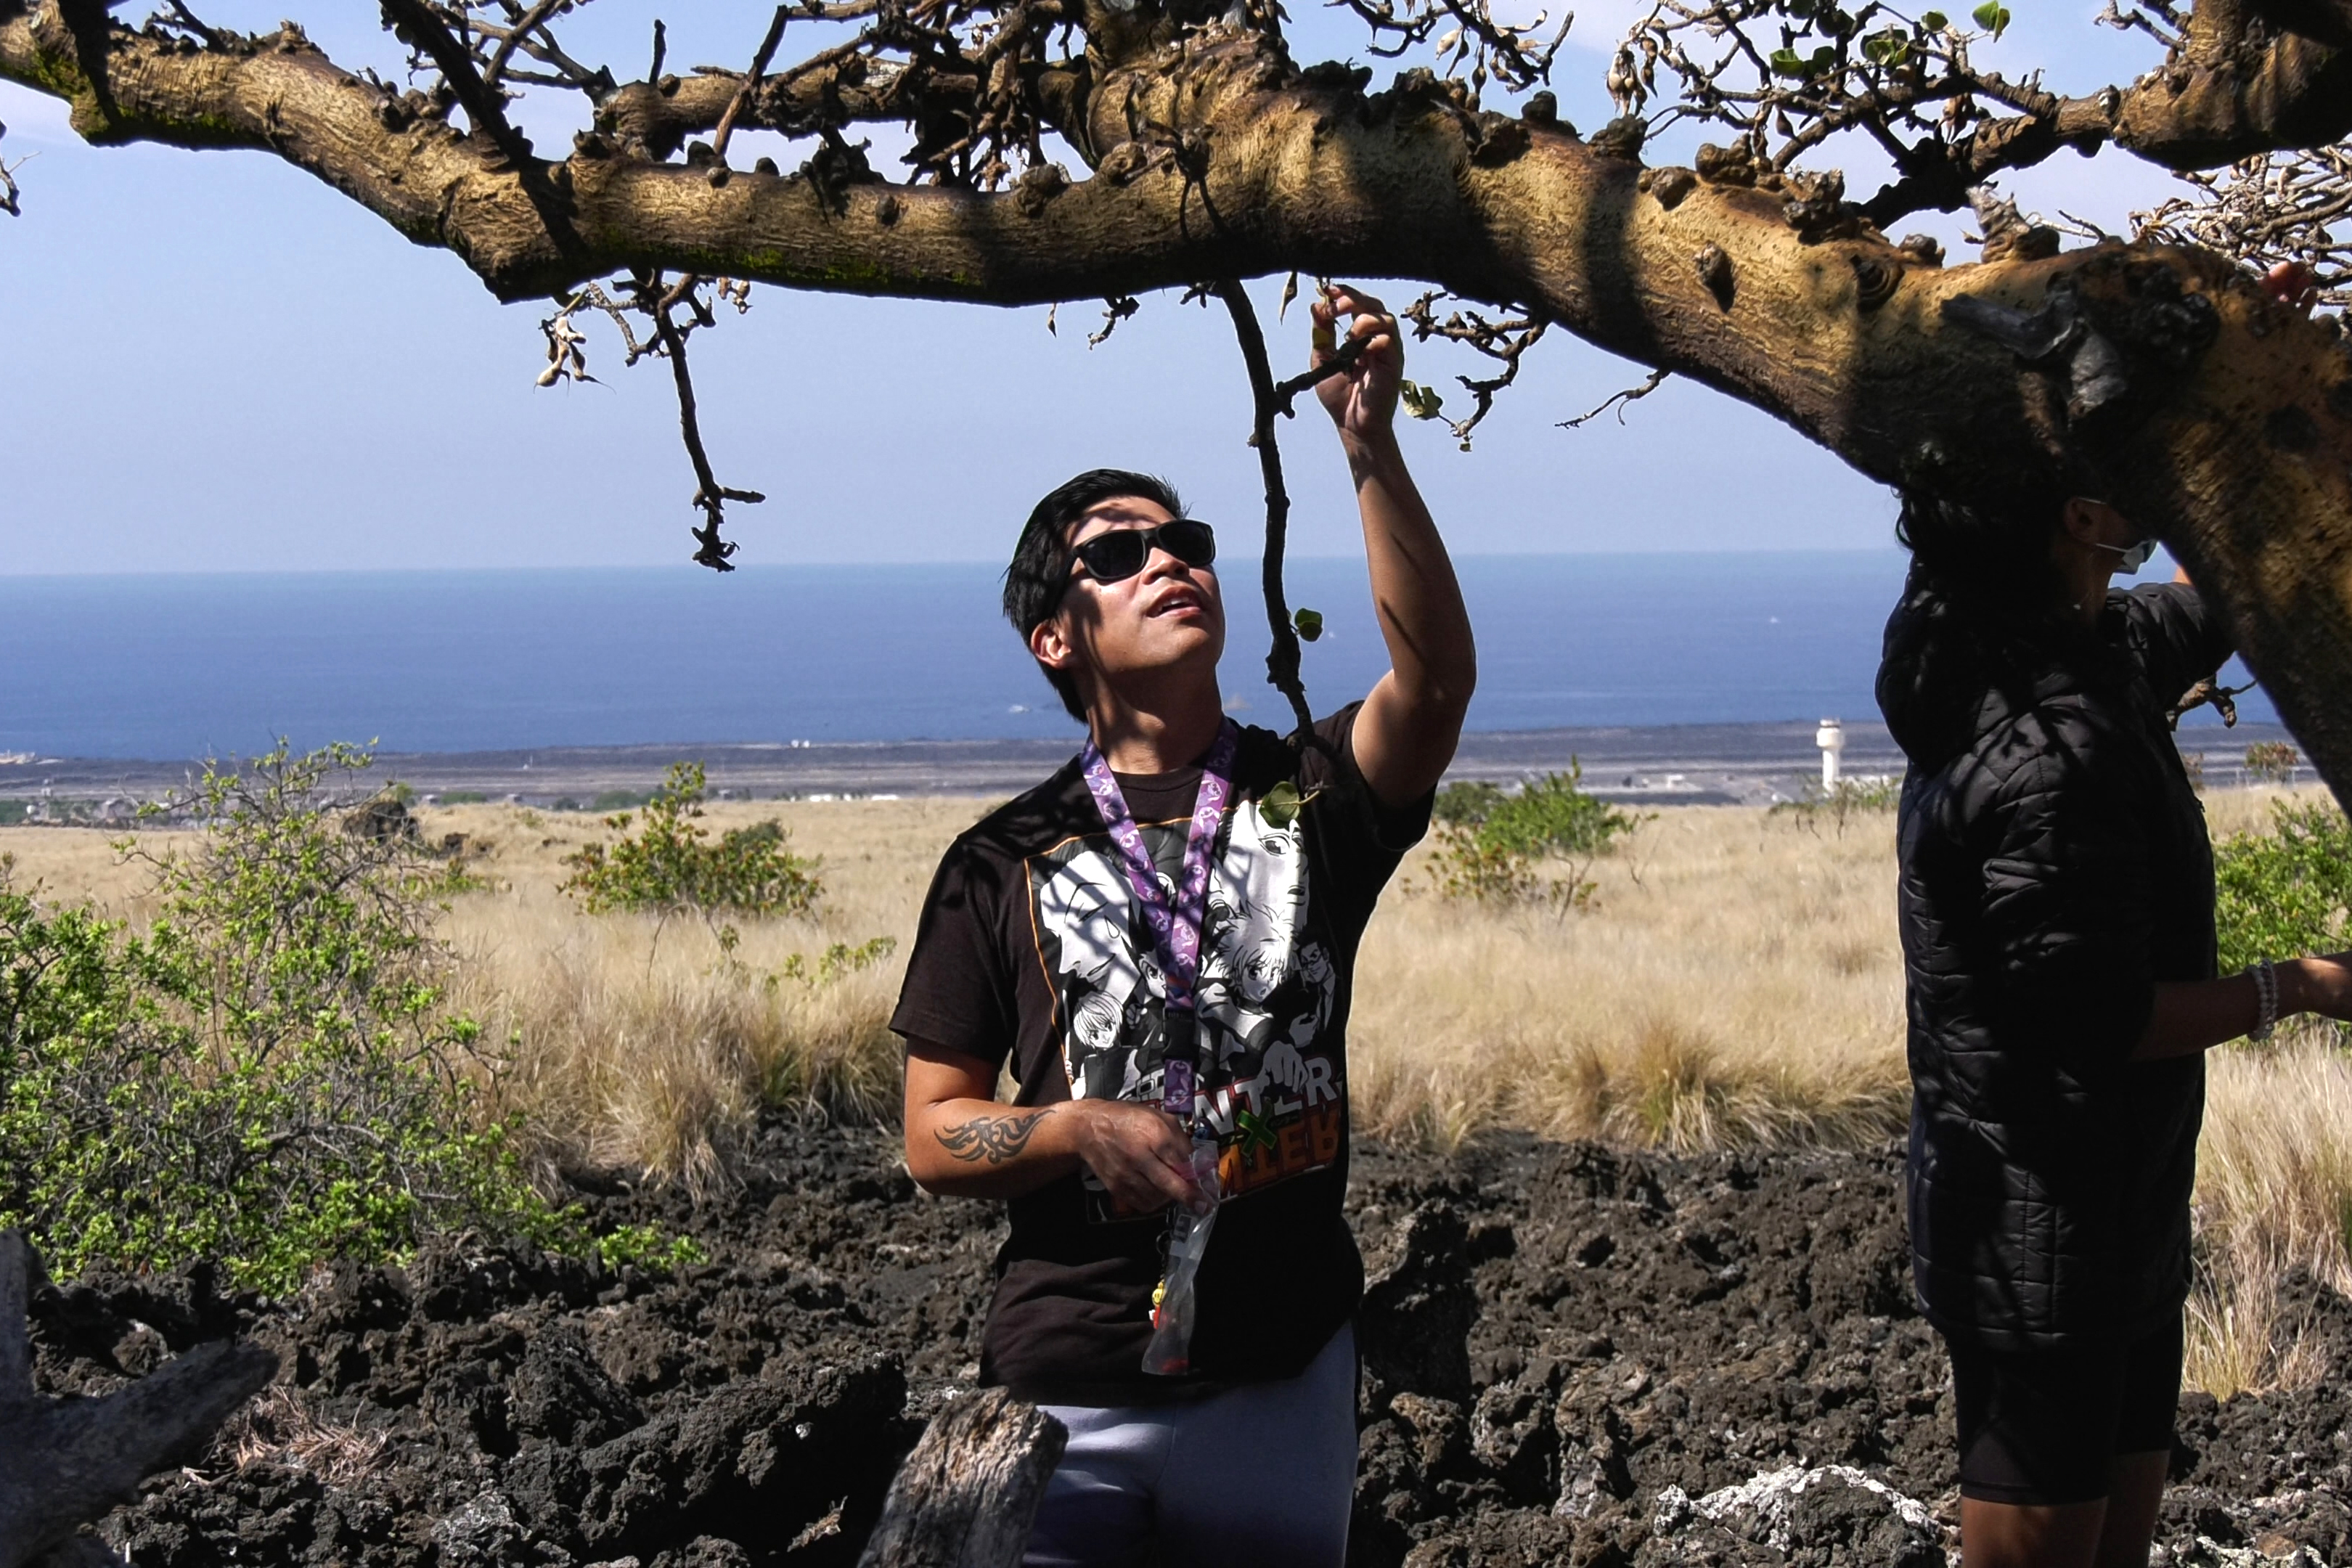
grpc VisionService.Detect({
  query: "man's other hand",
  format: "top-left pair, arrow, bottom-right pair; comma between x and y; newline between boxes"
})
1071,1100 -> 1212,1214
905,1040 -> 1209,1209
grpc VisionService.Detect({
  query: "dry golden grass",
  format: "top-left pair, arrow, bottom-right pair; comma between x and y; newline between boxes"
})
8,782 -> 2351,1395
1351,806 -> 1910,1153
2185,1037 -> 2352,1397
428,799 -> 972,1198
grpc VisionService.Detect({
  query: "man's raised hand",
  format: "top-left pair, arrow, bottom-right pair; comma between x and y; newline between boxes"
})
1312,285 -> 1403,444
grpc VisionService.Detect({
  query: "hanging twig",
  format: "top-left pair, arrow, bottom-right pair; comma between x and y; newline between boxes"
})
2169,676 -> 2259,730
1559,368 -> 1670,429
1214,279 -> 1317,740
0,123 -> 24,219
645,272 -> 764,571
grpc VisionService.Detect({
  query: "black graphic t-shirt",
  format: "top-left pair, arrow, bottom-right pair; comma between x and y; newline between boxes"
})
890,704 -> 1429,1405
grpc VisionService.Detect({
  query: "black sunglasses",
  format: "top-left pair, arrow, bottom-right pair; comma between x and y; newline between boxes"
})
1066,519 -> 1217,585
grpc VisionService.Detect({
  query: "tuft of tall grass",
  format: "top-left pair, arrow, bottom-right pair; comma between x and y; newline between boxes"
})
1350,805 -> 1911,1153
447,886 -> 905,1200
2186,1039 -> 2352,1397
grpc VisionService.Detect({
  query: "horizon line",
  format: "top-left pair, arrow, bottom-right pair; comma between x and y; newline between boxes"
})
0,546 -> 1914,582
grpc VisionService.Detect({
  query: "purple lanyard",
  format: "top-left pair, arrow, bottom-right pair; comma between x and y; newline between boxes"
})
1079,719 -> 1239,1116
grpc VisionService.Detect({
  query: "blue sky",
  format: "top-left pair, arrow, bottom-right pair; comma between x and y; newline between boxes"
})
0,0 -> 2192,572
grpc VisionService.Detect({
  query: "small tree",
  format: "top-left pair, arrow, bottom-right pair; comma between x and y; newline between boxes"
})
563,761 -> 822,939
1770,776 -> 1903,836
0,744 -> 676,1292
1432,764 -> 1646,908
2213,799 -> 2352,985
2245,742 -> 2303,786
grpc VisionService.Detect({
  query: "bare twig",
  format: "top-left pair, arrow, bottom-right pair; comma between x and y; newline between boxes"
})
711,5 -> 794,162
478,0 -> 611,94
2170,676 -> 2261,730
642,273 -> 761,571
0,123 -> 23,219
1560,367 -> 1670,428
1088,295 -> 1140,347
1401,293 -> 1548,447
1214,279 -> 1317,739
2139,147 -> 2352,306
378,0 -> 518,146
157,0 -> 225,46
1269,336 -> 1366,417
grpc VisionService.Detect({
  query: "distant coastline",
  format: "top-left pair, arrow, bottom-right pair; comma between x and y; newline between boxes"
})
0,715 -> 2297,812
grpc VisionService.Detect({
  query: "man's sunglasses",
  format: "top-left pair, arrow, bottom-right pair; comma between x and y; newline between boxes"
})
1066,519 -> 1217,585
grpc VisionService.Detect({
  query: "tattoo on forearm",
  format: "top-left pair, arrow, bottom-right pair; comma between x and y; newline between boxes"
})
935,1110 -> 1048,1165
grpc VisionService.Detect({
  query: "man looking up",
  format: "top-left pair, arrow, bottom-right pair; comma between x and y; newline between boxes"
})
890,287 -> 1475,1568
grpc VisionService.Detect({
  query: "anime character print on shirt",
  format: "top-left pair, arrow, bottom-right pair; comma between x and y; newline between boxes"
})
1030,794 -> 1347,1222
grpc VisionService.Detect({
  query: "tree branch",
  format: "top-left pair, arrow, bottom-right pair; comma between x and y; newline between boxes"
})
12,0 -> 2352,811
377,0 -> 518,148
1215,277 -> 1315,738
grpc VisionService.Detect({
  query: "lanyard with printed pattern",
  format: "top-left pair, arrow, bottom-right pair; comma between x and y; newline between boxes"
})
1077,717 -> 1239,1118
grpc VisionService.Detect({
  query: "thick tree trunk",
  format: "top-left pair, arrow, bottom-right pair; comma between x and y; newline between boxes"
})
857,1389 -> 1066,1568
7,0 -> 2352,795
0,1231 -> 278,1568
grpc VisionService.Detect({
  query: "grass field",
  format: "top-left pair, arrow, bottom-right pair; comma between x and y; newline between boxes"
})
3,783 -> 2345,1397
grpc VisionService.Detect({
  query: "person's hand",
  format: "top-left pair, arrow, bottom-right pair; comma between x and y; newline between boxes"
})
2287,953 -> 2352,1021
1070,1099 -> 1211,1213
1312,285 -> 1403,444
2263,261 -> 2319,316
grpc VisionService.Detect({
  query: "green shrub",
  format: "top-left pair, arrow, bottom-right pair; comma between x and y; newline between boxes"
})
2213,799 -> 2352,977
1432,763 -> 1646,907
2245,742 -> 2301,785
563,762 -> 822,935
775,936 -> 899,987
0,743 -> 690,1293
1432,780 -> 1506,827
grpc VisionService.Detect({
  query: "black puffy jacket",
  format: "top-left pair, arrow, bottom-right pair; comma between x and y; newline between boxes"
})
1877,565 -> 2232,1350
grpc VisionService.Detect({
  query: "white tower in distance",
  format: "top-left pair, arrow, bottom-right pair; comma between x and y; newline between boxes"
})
1816,719 -> 1845,790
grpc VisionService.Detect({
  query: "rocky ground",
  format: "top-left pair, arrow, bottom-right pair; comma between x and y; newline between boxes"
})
33,1119 -> 2352,1567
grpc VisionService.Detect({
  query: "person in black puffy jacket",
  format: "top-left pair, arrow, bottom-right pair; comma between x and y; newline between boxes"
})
1877,485 -> 2352,1568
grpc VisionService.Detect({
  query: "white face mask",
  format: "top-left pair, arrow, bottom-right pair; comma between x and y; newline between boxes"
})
2096,538 -> 2156,575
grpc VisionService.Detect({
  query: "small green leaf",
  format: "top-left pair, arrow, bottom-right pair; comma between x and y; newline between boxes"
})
1399,379 -> 1446,419
1293,607 -> 1325,642
1811,43 -> 1839,66
1260,780 -> 1304,829
1770,45 -> 1809,73
1863,27 -> 1911,62
1969,0 -> 2008,34
1920,9 -> 1948,27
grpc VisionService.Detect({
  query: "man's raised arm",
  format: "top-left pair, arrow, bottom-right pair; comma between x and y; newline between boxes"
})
1311,286 -> 1477,809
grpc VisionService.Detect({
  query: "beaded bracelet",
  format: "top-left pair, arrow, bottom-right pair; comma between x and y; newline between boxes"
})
2251,957 -> 2279,1043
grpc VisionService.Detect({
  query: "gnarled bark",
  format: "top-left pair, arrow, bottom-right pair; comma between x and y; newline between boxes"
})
0,1231 -> 279,1568
5,0 -> 2352,798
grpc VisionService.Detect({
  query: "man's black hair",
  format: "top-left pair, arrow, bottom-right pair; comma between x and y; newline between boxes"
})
1003,468 -> 1189,722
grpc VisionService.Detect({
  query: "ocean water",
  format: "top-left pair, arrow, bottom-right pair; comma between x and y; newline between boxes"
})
0,554 -> 2273,758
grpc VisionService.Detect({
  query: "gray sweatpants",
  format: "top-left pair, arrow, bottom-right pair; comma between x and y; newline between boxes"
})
1025,1321 -> 1358,1568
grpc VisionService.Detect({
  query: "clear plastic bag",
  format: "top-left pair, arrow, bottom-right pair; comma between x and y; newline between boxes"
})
1140,1133 -> 1223,1376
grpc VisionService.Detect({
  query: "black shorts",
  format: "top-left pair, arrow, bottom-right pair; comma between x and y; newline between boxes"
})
1943,1316 -> 2184,1506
